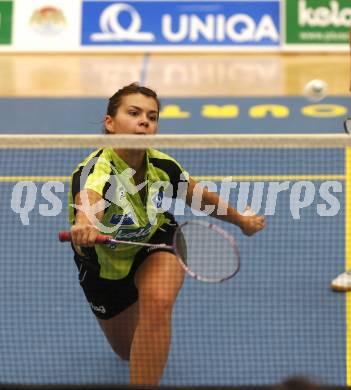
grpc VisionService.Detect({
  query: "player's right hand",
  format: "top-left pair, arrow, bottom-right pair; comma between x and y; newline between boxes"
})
70,223 -> 99,246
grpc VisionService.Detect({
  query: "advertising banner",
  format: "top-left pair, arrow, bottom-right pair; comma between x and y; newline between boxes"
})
286,0 -> 351,45
12,0 -> 80,51
81,0 -> 281,50
0,1 -> 13,45
1,0 -> 349,53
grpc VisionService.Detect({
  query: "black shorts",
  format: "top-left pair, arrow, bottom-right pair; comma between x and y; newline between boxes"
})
73,217 -> 178,320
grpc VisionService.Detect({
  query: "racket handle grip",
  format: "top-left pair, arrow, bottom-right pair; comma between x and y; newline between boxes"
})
58,231 -> 72,242
58,231 -> 111,244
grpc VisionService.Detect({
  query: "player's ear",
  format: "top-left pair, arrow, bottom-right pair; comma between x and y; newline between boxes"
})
104,115 -> 113,134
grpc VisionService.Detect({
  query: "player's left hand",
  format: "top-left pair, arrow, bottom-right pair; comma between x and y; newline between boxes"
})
239,206 -> 266,236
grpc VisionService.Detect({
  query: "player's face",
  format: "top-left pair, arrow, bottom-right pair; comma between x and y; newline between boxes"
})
105,93 -> 159,135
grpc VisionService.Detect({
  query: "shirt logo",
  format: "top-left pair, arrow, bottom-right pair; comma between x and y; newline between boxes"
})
152,189 -> 164,209
118,189 -> 126,201
110,213 -> 135,226
116,224 -> 153,241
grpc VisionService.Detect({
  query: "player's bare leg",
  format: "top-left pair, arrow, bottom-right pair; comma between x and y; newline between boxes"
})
97,302 -> 139,361
130,251 -> 184,385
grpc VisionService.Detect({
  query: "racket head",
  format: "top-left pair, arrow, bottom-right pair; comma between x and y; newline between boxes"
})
173,220 -> 240,283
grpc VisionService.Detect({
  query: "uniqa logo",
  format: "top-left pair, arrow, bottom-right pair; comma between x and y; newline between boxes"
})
162,14 -> 278,43
298,0 -> 351,27
90,3 -> 279,43
91,3 -> 155,42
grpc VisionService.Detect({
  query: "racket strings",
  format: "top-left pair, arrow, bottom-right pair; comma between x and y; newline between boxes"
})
176,221 -> 239,283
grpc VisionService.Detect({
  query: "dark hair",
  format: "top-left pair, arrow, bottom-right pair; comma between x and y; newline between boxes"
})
106,82 -> 161,118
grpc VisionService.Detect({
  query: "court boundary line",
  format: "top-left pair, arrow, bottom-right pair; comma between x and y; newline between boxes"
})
0,175 -> 346,182
346,148 -> 351,386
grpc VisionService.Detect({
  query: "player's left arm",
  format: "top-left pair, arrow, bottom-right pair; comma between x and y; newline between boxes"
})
185,177 -> 266,236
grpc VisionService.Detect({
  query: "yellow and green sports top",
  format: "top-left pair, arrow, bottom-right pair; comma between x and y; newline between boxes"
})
68,148 -> 189,280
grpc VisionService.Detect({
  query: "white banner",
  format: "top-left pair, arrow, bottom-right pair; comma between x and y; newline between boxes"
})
12,0 -> 80,51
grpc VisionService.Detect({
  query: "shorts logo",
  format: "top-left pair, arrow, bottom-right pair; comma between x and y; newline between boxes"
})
89,302 -> 106,314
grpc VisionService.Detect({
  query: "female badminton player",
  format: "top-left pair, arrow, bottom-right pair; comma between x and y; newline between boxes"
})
68,82 -> 266,385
